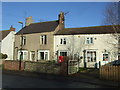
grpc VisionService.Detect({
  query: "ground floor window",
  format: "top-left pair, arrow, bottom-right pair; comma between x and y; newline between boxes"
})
103,54 -> 109,61
59,51 -> 68,56
38,50 -> 49,60
18,50 -> 28,60
30,51 -> 35,61
86,51 -> 96,62
118,53 -> 120,59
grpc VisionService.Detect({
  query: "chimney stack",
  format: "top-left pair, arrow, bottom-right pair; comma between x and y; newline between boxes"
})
25,16 -> 34,26
58,12 -> 65,30
58,11 -> 65,24
10,25 -> 15,31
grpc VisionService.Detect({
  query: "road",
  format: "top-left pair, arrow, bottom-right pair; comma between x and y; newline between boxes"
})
1,73 -> 116,88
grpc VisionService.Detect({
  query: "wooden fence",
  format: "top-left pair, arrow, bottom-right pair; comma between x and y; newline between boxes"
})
100,66 -> 120,81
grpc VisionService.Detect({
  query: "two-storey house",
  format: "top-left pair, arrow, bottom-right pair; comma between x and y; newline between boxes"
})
54,25 -> 120,68
14,12 -> 65,61
0,26 -> 16,60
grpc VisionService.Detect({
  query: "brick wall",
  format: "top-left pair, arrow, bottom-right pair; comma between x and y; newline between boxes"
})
4,60 -> 24,71
0,60 -> 2,64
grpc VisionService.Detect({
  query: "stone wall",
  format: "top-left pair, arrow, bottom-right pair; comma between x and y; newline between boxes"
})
24,61 -> 61,75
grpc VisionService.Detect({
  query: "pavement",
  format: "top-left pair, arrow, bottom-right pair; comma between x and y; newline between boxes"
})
2,69 -> 120,88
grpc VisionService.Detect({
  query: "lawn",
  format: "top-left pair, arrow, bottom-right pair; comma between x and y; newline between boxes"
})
71,68 -> 99,79
78,67 -> 88,72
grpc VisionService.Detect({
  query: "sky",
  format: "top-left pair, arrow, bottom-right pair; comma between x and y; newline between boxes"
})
1,1 -> 113,32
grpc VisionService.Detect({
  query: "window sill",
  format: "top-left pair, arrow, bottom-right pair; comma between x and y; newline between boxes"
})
86,43 -> 94,45
40,44 -> 47,45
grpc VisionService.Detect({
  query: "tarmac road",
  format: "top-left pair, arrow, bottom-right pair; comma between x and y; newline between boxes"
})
1,72 -> 116,88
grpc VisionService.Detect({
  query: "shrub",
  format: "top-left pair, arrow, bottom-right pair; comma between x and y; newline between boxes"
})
0,53 -> 8,59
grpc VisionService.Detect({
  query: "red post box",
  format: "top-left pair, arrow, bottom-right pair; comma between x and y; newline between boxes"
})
58,56 -> 64,63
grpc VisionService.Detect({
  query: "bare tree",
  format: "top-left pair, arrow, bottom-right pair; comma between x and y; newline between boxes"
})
103,2 -> 120,59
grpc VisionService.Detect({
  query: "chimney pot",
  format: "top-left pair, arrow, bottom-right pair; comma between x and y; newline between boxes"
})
25,16 -> 34,26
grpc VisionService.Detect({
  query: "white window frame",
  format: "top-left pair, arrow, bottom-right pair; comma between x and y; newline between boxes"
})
40,35 -> 47,45
30,51 -> 35,61
86,37 -> 94,44
17,50 -> 28,60
86,50 -> 96,62
58,50 -> 68,56
60,38 -> 67,45
20,36 -> 26,45
38,50 -> 49,60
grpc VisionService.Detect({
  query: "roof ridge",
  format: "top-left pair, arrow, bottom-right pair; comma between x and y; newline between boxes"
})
31,20 -> 58,25
56,25 -> 120,35
64,25 -> 117,30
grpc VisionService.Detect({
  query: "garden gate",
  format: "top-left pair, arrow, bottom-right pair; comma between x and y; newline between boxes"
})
68,60 -> 79,75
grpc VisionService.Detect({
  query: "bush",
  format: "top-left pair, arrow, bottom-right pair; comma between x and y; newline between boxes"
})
0,53 -> 8,59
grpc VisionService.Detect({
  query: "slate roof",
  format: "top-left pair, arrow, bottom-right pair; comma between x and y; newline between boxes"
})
55,25 -> 120,35
16,20 -> 59,35
0,30 -> 14,41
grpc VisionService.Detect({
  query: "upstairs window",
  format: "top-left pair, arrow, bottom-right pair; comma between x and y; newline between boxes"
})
20,36 -> 26,46
86,37 -> 93,44
40,35 -> 47,45
60,38 -> 66,45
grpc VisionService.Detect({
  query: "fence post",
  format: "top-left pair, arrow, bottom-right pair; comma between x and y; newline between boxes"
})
103,66 -> 106,80
109,66 -> 112,80
113,66 -> 115,81
100,66 -> 103,79
111,66 -> 113,80
106,66 -> 108,80
102,66 -> 105,80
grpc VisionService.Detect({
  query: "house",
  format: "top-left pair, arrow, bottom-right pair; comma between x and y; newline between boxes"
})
54,25 -> 120,68
14,12 -> 65,61
14,11 -> 120,68
0,26 -> 16,60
